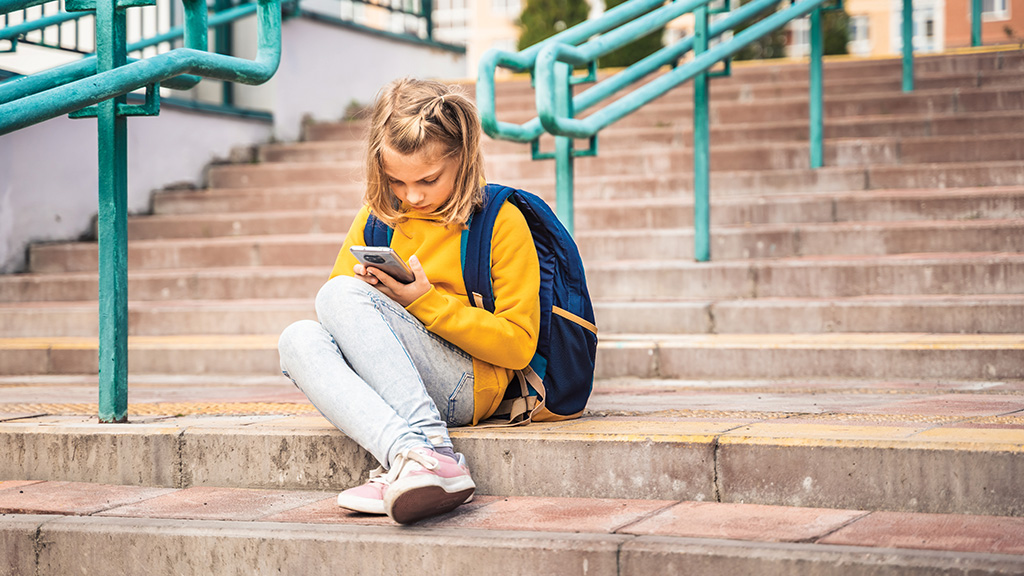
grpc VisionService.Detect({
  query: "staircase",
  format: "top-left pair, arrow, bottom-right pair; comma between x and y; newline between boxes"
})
1,49 -> 1023,574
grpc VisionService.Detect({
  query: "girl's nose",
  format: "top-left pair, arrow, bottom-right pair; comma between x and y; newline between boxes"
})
405,187 -> 425,204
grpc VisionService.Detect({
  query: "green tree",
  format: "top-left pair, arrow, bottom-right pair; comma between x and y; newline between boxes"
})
597,0 -> 665,68
517,0 -> 590,51
822,9 -> 850,55
732,0 -> 787,60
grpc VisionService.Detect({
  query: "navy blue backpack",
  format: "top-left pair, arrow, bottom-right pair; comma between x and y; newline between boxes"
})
364,183 -> 598,423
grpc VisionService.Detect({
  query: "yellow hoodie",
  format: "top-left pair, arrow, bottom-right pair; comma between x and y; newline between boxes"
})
329,202 -> 541,424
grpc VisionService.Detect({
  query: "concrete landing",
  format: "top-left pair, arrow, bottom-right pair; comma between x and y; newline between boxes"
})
2,480 -> 1022,575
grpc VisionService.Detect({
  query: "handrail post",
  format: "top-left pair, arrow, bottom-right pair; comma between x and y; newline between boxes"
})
95,0 -> 129,423
809,5 -> 823,169
693,2 -> 710,262
902,0 -> 914,92
970,0 -> 982,46
554,60 -> 575,235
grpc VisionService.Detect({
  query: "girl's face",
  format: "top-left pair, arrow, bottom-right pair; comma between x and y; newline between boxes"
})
381,143 -> 459,214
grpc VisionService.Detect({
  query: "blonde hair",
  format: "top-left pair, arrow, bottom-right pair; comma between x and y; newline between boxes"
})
364,78 -> 486,228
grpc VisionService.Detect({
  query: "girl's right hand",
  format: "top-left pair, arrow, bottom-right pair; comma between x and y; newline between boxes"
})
354,255 -> 430,307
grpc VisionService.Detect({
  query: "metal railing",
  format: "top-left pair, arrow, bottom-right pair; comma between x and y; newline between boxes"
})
0,0 -> 282,422
478,0 -> 942,262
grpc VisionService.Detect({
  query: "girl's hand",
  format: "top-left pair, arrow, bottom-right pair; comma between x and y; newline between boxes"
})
353,255 -> 430,307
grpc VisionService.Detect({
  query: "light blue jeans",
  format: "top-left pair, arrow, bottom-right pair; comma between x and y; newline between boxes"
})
278,275 -> 475,469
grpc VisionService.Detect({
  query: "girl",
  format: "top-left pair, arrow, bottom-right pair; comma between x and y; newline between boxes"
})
277,78 -> 541,524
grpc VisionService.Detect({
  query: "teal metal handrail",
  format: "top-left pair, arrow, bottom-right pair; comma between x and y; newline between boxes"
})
478,0 -> 927,262
0,0 -> 280,423
0,3 -> 260,104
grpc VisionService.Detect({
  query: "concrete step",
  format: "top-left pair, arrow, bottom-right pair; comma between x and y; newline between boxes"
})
284,111 -> 1024,161
576,187 -> 1024,228
578,219 -> 1024,261
3,481 -> 1022,575
260,134 -> 1024,174
0,299 -> 313,337
482,69 -> 1024,114
4,293 -> 1022,338
594,295 -> 1024,334
28,234 -> 345,273
443,49 -> 1024,101
0,266 -> 330,303
151,184 -> 364,215
125,209 -> 358,240
3,252 -> 1021,303
36,217 -> 1020,272
1,332 -> 1021,379
132,192 -> 1024,243
1,374 -> 1022,514
206,159 -> 1024,195
314,84 -> 1024,139
587,252 -> 1024,299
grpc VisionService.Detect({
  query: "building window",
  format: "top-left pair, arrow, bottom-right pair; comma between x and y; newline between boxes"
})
848,14 -> 870,56
491,0 -> 522,18
982,0 -> 1009,20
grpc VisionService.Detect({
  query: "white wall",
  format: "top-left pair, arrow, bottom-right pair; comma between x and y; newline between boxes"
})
0,16 -> 466,273
0,109 -> 272,273
269,17 -> 466,141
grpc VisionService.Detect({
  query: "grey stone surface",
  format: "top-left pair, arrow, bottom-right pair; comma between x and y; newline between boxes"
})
620,536 -> 1024,576
717,442 -> 1024,517
35,516 -> 627,576
0,515 -> 48,576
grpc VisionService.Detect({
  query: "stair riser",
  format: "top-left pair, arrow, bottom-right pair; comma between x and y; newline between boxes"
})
6,297 -> 1021,337
589,258 -> 1024,299
485,72 -> 1024,113
153,186 -> 364,215
581,224 -> 1024,261
27,222 -> 1024,273
5,255 -> 1020,303
2,337 -> 1021,379
29,242 -> 341,274
288,112 -> 1024,159
594,300 -> 1024,334
208,160 -> 1024,195
0,306 -> 313,337
597,343 -> 1024,380
133,191 -> 1024,243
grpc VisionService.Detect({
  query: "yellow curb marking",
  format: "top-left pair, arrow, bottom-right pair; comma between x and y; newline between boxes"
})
0,402 -> 318,416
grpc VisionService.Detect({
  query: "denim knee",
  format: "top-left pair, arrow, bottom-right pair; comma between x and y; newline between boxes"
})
278,319 -> 323,371
315,275 -> 373,323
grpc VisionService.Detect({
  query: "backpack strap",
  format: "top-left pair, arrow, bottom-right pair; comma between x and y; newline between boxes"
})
461,184 -> 515,312
363,212 -> 393,247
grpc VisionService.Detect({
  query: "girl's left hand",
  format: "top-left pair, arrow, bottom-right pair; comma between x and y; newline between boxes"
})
354,254 -> 430,307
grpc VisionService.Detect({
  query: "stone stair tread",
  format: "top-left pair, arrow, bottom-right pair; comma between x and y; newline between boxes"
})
2,479 -> 1022,549
3,482 -> 1021,574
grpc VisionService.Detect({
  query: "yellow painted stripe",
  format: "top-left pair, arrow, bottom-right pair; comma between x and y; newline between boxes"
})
0,402 -> 318,416
0,335 -> 280,351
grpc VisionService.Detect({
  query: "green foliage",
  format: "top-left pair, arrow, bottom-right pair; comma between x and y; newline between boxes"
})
517,0 -> 591,51
597,0 -> 665,68
823,9 -> 850,55
732,0 -> 786,60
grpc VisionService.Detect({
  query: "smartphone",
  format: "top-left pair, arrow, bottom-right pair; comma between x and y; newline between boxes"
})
349,246 -> 415,284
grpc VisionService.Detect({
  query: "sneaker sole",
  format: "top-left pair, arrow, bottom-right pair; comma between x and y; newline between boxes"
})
384,475 -> 476,524
337,494 -> 386,515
